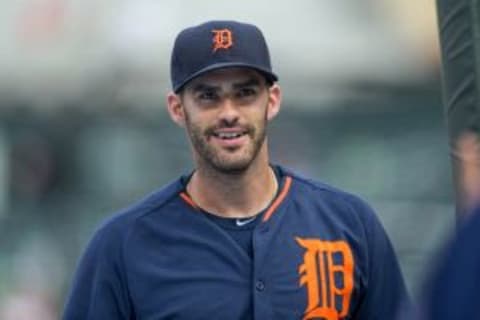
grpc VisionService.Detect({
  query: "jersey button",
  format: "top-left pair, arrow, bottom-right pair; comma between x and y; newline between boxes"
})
255,280 -> 265,291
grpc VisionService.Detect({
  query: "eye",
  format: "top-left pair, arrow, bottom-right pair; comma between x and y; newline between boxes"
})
197,90 -> 218,101
236,87 -> 257,98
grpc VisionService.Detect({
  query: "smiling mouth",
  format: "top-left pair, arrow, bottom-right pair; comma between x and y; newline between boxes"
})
212,131 -> 248,140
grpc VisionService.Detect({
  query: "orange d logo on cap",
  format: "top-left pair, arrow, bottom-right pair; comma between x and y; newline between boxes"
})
212,29 -> 233,52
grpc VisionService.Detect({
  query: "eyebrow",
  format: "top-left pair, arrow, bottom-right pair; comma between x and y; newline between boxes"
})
189,83 -> 220,94
232,77 -> 261,89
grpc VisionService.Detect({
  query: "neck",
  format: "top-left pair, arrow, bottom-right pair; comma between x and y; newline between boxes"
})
186,155 -> 278,219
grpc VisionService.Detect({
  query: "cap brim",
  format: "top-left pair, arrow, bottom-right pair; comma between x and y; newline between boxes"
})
174,62 -> 278,93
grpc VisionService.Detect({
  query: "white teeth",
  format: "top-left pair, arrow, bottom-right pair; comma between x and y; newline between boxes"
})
217,132 -> 243,139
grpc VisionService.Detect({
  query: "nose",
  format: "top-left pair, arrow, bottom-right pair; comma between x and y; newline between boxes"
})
217,97 -> 240,125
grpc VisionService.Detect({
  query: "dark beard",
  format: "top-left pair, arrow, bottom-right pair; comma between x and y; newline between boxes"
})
184,112 -> 267,174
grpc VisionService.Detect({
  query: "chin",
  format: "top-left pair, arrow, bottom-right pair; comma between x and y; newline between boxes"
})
210,157 -> 254,174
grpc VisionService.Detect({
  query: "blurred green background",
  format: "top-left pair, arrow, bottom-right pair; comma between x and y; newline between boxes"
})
0,1 -> 452,318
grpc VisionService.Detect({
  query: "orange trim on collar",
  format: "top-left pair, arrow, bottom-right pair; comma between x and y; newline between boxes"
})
180,192 -> 198,209
262,176 -> 292,222
178,175 -> 292,221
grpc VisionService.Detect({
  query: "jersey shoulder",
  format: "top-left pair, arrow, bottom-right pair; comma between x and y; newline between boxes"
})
278,165 -> 378,222
86,177 -> 185,249
281,167 -> 376,207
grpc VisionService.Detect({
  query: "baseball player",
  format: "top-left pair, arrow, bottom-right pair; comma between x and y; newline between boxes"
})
63,20 -> 410,319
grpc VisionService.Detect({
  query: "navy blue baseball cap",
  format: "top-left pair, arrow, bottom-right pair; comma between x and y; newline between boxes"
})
170,20 -> 278,93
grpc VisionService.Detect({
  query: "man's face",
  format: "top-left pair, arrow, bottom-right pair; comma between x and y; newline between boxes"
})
178,68 -> 276,174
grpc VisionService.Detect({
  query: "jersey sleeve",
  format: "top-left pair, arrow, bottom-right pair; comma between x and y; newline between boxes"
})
421,209 -> 480,320
351,199 -> 411,320
62,219 -> 133,320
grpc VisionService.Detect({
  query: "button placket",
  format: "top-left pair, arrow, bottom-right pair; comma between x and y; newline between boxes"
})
255,280 -> 265,291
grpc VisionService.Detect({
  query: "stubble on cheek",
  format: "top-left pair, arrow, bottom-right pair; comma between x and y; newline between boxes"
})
182,105 -> 268,173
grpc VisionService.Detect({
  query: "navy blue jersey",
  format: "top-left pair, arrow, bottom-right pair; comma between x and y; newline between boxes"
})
419,207 -> 480,320
63,165 -> 409,320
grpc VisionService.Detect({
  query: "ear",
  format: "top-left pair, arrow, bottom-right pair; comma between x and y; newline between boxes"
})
166,91 -> 186,127
266,83 -> 282,121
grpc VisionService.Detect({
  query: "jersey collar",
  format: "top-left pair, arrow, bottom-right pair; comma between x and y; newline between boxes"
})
179,165 -> 292,223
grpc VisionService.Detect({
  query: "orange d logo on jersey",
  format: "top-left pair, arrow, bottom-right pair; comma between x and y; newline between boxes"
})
212,29 -> 233,52
296,237 -> 355,320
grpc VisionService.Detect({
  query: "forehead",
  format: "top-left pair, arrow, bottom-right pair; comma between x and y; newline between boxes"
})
184,67 -> 266,91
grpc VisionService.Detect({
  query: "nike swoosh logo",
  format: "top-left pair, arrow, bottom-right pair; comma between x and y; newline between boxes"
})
235,216 -> 256,226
